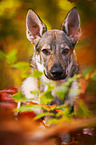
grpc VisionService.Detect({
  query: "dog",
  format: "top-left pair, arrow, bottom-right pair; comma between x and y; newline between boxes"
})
22,7 -> 81,112
21,7 -> 81,144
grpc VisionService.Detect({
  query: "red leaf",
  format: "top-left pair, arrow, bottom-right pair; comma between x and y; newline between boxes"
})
0,102 -> 17,109
17,111 -> 43,123
0,88 -> 18,109
0,92 -> 15,102
17,111 -> 36,119
0,88 -> 18,95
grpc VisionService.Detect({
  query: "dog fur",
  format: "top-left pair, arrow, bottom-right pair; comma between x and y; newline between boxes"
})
22,7 -> 81,111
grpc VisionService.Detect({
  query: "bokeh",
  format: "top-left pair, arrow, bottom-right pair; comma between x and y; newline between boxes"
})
0,0 -> 96,89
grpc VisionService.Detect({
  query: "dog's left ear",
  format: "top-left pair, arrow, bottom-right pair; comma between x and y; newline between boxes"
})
26,10 -> 47,45
61,7 -> 81,45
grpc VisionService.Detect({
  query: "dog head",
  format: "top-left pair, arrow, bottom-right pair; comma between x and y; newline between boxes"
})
26,8 -> 81,80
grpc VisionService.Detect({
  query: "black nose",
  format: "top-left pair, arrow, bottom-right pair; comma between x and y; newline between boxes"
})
50,64 -> 63,79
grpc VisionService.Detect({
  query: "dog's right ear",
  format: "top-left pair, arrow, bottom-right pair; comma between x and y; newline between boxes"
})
61,7 -> 81,45
26,10 -> 47,45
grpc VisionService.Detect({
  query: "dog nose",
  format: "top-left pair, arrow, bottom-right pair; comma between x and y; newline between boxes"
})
50,64 -> 63,79
51,71 -> 63,79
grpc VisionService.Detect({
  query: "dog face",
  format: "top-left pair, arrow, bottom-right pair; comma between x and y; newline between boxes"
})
26,8 -> 81,80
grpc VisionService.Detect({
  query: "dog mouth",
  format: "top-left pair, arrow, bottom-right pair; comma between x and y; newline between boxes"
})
44,70 -> 67,81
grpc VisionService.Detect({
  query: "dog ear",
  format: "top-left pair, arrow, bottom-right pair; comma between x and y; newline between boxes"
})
61,7 -> 81,45
26,10 -> 47,45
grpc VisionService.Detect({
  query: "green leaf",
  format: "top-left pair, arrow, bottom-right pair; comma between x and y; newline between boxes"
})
48,105 -> 57,111
40,91 -> 54,105
0,51 -> 5,59
12,92 -> 35,102
64,74 -> 81,87
82,66 -> 94,80
56,107 -> 70,118
54,74 -> 81,100
21,72 -> 30,79
56,110 -> 65,117
32,70 -> 43,78
5,49 -> 17,64
34,112 -> 54,120
41,105 -> 51,112
55,105 -> 67,110
15,104 -> 42,112
91,70 -> 96,80
44,81 -> 54,91
75,100 -> 93,118
54,85 -> 67,100
12,62 -> 30,71
12,92 -> 26,102
30,90 -> 40,95
47,118 -> 60,124
83,66 -> 94,76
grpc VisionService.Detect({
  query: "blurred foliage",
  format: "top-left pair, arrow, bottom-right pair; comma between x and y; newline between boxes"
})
54,75 -> 81,101
13,68 -> 96,124
0,0 -> 96,89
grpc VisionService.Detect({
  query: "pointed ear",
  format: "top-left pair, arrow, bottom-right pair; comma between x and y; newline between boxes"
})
26,10 -> 47,45
61,7 -> 81,44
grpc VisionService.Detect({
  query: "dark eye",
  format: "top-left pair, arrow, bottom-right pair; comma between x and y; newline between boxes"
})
62,48 -> 69,55
42,49 -> 50,55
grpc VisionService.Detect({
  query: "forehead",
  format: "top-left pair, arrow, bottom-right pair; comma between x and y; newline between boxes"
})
37,30 -> 73,48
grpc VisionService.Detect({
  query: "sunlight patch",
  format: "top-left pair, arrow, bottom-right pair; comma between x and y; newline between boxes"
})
58,0 -> 74,11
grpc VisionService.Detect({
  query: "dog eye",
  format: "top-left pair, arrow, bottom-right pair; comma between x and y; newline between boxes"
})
62,48 -> 69,55
42,49 -> 50,55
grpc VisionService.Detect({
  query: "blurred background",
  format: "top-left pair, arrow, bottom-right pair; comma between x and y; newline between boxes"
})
0,0 -> 96,90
